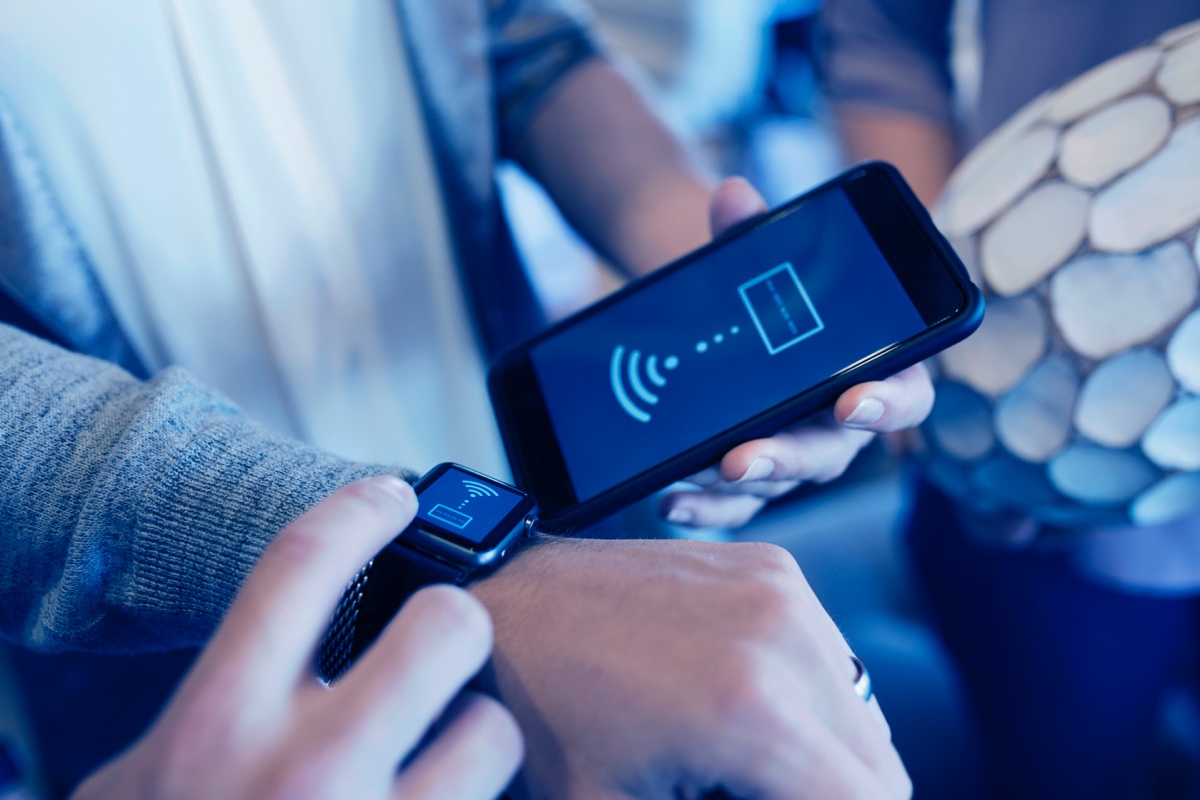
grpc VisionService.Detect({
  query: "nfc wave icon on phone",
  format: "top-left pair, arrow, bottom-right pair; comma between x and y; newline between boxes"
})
610,346 -> 679,423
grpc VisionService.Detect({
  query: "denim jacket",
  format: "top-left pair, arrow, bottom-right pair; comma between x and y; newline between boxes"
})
0,0 -> 599,654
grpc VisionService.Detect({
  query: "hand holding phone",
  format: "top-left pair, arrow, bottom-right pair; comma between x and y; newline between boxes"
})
660,179 -> 936,529
490,163 -> 982,531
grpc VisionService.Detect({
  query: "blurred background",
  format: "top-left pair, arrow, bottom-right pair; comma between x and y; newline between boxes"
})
505,0 -> 847,321
3,2 -> 1198,798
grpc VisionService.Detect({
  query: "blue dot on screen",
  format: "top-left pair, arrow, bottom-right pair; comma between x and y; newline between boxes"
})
731,325 -> 740,334
696,341 -> 708,353
713,333 -> 725,344
665,356 -> 679,369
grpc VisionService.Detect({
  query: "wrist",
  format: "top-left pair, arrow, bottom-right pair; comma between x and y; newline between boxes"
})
317,464 -> 534,682
466,532 -> 563,607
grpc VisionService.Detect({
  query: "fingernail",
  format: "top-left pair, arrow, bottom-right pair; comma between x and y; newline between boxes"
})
371,475 -> 415,505
738,457 -> 775,483
844,398 -> 885,428
666,508 -> 694,525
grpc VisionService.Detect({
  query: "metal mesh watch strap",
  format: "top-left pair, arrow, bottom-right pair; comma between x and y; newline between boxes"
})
317,542 -> 467,683
316,560 -> 374,683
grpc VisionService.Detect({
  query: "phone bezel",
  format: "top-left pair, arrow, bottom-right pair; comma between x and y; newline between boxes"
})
488,162 -> 983,532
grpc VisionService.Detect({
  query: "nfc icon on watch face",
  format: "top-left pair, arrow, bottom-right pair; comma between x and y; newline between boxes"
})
423,478 -> 506,531
429,504 -> 472,529
414,466 -> 532,547
428,480 -> 504,529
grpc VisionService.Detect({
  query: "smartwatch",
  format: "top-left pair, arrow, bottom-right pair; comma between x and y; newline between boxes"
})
317,463 -> 536,682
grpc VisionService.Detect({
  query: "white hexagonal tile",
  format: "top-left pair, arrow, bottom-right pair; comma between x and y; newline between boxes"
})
1059,95 -> 1172,189
942,91 -> 1053,201
927,381 -> 995,461
938,126 -> 1059,238
1132,473 -> 1200,526
1090,117 -> 1200,252
1159,19 -> 1200,48
1157,36 -> 1200,105
995,356 -> 1079,462
1048,444 -> 1160,504
1142,397 -> 1200,470
980,181 -> 1089,296
925,29 -> 1200,532
1045,47 -> 1163,124
940,294 -> 1048,396
1074,349 -> 1176,448
1051,242 -> 1198,359
1168,310 -> 1200,393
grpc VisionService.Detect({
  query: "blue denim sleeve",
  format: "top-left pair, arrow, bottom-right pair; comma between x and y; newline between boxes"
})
488,0 -> 604,154
0,325 -> 413,653
816,0 -> 958,129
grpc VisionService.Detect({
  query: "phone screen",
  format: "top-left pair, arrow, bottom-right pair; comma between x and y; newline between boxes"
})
525,182 -> 928,502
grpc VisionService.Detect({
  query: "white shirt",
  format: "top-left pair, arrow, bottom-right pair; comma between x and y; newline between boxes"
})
0,0 -> 508,475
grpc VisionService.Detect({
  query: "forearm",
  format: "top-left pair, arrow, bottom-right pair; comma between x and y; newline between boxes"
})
835,106 -> 959,206
0,325 -> 410,653
512,58 -> 716,276
817,0 -> 959,206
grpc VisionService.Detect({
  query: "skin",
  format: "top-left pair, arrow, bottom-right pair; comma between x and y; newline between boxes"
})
73,483 -> 910,800
72,478 -> 523,800
834,107 -> 959,208
472,535 -> 912,799
511,58 -> 717,278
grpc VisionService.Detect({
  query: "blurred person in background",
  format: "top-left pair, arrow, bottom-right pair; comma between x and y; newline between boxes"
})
820,1 -> 1200,797
0,0 -> 928,797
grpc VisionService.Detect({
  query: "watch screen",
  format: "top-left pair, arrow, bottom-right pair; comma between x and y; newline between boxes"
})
415,466 -> 529,546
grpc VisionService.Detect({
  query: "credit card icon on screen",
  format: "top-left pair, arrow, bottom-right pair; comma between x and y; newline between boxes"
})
738,263 -> 824,355
429,504 -> 472,529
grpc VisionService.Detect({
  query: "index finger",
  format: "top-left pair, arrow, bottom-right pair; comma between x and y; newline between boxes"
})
184,477 -> 418,708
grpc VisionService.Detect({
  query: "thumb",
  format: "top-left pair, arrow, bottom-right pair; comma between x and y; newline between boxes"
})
710,176 -> 768,238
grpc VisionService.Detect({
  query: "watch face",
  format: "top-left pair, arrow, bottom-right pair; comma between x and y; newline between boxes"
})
412,465 -> 533,553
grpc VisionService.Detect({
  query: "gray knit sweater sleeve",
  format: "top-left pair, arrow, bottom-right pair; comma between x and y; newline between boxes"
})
0,323 -> 414,653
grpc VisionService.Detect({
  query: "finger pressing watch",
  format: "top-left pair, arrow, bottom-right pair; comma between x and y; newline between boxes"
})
317,463 -> 536,682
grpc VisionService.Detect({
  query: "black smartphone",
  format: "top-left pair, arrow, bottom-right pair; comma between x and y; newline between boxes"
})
489,162 -> 984,531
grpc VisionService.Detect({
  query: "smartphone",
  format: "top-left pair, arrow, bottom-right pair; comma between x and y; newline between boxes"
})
489,162 -> 984,531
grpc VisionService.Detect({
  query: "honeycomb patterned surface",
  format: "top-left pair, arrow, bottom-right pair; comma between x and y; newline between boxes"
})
917,18 -> 1200,531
